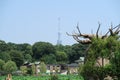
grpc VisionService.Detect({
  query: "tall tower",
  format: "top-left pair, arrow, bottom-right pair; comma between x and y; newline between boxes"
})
57,17 -> 62,45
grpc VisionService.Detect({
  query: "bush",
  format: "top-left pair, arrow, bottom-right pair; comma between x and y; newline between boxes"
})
79,61 -> 106,80
20,66 -> 27,75
49,74 -> 59,80
3,60 -> 17,74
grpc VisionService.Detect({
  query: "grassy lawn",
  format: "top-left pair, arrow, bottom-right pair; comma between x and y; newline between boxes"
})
0,75 -> 84,80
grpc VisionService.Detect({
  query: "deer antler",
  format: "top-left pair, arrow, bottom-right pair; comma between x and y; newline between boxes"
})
67,23 -> 120,44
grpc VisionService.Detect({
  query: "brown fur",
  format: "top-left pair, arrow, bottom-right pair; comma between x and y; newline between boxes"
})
6,74 -> 12,80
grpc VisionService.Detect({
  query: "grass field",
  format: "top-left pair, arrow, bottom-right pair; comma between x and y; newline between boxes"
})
0,75 -> 84,80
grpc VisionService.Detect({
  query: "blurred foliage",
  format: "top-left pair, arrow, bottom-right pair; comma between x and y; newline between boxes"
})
79,36 -> 120,80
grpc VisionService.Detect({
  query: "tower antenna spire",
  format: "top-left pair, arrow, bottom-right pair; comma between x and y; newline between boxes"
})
57,17 -> 62,45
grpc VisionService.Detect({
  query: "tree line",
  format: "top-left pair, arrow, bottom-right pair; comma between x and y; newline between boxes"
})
0,40 -> 88,69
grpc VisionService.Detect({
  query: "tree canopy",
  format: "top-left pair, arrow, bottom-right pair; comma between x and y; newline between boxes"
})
0,40 -> 87,71
3,60 -> 17,74
32,42 -> 56,60
9,50 -> 24,67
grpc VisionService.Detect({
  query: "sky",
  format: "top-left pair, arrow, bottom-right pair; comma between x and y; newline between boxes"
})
0,0 -> 120,45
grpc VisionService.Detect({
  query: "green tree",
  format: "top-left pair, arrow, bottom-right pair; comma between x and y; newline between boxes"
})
80,36 -> 120,80
63,45 -> 73,63
109,39 -> 120,79
0,40 -> 10,52
69,43 -> 88,63
80,37 -> 108,80
55,44 -> 65,51
16,43 -> 33,56
9,50 -> 24,68
41,54 -> 57,64
7,43 -> 33,53
0,51 -> 11,62
7,42 -> 18,50
0,59 -> 5,75
55,51 -> 68,64
20,66 -> 27,75
24,54 -> 32,62
32,42 -> 56,60
39,62 -> 47,74
3,60 -> 17,74
31,64 -> 36,75
0,59 -> 5,71
8,43 -> 33,62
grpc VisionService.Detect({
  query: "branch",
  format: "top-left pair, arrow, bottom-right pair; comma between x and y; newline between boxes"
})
76,23 -> 81,35
96,22 -> 101,38
102,31 -> 109,39
114,24 -> 120,34
109,28 -> 114,36
66,32 -> 77,36
109,24 -> 120,36
102,24 -> 120,38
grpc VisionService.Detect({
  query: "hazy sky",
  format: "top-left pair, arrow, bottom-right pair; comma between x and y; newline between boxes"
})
0,0 -> 120,45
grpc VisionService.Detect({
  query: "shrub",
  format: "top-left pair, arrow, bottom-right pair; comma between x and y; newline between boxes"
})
3,60 -> 17,74
20,66 -> 27,75
49,74 -> 59,80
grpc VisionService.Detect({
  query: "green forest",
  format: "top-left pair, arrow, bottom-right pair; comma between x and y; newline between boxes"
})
0,40 -> 87,69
